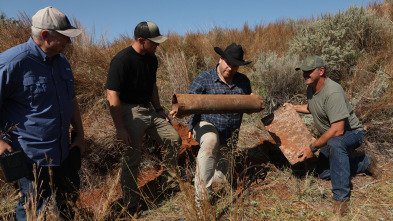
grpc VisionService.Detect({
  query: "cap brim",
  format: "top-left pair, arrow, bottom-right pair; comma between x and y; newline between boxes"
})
295,66 -> 315,72
56,28 -> 82,38
148,35 -> 167,44
228,58 -> 252,66
214,47 -> 224,56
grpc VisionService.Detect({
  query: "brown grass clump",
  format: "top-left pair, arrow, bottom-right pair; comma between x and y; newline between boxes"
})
0,12 -> 31,51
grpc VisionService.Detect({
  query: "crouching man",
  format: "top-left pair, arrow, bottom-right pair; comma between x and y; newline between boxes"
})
187,43 -> 252,206
285,55 -> 377,216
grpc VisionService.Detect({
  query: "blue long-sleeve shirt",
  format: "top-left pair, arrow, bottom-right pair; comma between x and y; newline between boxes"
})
0,38 -> 75,166
188,66 -> 251,146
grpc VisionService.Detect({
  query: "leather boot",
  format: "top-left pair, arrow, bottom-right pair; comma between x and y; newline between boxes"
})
333,199 -> 349,216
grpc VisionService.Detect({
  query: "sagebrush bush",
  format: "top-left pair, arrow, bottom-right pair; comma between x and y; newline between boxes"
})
289,5 -> 392,81
251,52 -> 304,113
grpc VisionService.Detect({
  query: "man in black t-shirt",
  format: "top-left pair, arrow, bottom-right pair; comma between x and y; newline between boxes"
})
106,21 -> 181,215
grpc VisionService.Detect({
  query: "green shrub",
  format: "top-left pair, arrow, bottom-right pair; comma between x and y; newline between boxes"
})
251,52 -> 304,113
289,5 -> 392,81
0,11 -> 19,26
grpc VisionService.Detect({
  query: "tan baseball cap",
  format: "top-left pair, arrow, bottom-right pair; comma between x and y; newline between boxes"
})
32,6 -> 82,38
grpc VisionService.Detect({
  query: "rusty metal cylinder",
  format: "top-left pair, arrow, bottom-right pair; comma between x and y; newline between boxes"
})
171,94 -> 264,118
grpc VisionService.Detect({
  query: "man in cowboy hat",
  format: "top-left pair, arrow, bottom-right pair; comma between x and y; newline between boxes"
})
187,43 -> 252,205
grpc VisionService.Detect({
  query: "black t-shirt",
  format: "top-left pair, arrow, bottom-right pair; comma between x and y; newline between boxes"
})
106,46 -> 157,104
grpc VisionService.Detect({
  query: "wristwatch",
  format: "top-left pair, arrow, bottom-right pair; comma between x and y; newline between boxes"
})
309,144 -> 318,153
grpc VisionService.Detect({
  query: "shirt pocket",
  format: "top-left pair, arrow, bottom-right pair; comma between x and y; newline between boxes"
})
210,88 -> 227,94
230,87 -> 245,95
23,76 -> 48,103
60,73 -> 75,98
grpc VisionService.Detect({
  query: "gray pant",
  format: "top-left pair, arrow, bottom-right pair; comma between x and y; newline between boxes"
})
193,121 -> 229,201
120,103 -> 181,209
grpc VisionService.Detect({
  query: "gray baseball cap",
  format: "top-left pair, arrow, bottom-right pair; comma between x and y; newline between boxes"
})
134,21 -> 167,44
32,6 -> 82,38
295,55 -> 326,71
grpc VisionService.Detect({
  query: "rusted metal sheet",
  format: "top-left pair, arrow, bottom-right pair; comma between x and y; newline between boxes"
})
171,94 -> 264,118
262,105 -> 315,165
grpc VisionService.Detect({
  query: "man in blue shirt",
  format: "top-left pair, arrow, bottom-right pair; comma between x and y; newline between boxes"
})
0,6 -> 84,220
188,43 -> 252,205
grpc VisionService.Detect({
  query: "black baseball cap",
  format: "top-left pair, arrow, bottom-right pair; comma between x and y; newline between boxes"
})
134,21 -> 167,43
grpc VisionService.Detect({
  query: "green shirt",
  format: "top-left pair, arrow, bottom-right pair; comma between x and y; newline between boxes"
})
307,78 -> 363,134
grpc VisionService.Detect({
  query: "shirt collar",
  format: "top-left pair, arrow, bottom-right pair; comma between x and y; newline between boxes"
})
213,65 -> 221,83
213,64 -> 238,88
27,37 -> 51,62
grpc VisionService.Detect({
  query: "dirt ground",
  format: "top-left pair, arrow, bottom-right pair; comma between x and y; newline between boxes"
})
76,120 -> 393,219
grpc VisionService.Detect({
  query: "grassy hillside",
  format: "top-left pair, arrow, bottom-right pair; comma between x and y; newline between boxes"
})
1,1 -> 393,220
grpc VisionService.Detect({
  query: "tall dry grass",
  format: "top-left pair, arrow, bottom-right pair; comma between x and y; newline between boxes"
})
1,1 -> 393,220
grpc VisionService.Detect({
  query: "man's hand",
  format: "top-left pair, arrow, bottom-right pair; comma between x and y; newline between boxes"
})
169,109 -> 190,119
296,145 -> 314,162
69,134 -> 86,156
0,139 -> 12,155
116,128 -> 131,146
284,103 -> 310,114
169,110 -> 177,118
158,110 -> 171,123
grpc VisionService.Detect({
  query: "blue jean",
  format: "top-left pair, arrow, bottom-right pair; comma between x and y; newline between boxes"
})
317,130 -> 370,201
16,159 -> 80,220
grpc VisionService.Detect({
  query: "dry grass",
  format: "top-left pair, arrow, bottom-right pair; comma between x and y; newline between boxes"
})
133,157 -> 393,220
0,182 -> 17,219
1,2 -> 393,220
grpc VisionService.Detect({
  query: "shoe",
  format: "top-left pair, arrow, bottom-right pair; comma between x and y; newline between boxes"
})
366,153 -> 380,179
333,199 -> 349,216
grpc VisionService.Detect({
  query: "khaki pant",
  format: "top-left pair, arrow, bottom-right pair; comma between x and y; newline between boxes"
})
120,103 -> 181,209
193,121 -> 229,201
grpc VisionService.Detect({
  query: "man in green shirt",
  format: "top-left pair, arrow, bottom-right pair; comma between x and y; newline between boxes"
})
285,55 -> 377,216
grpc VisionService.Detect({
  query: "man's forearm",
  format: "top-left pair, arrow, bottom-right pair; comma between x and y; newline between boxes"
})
312,120 -> 345,149
151,83 -> 162,110
71,98 -> 84,137
107,90 -> 126,130
293,104 -> 310,114
109,105 -> 126,130
312,129 -> 336,149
